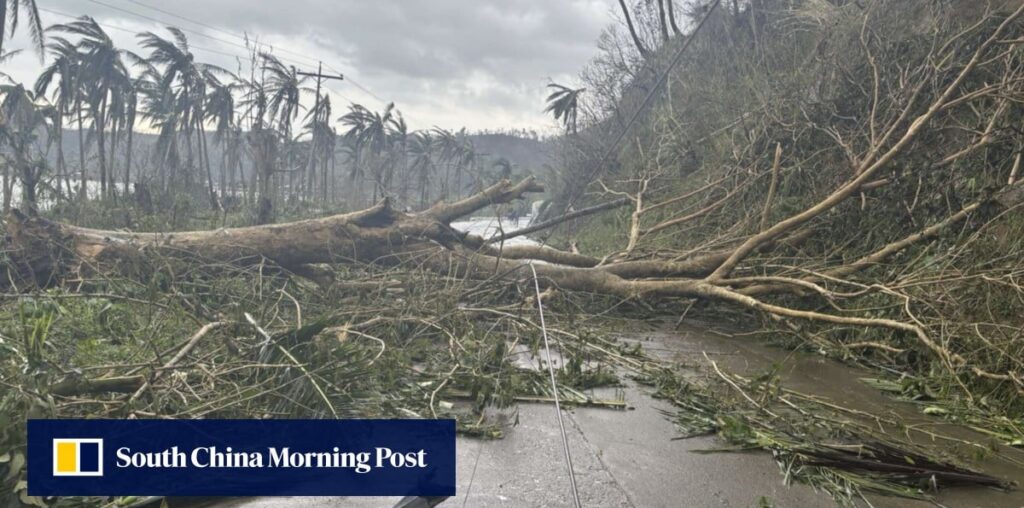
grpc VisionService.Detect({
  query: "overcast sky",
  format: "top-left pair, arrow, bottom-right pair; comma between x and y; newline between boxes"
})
0,0 -> 614,133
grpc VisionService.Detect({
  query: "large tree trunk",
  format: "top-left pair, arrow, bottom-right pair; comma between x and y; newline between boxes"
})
11,173 -> 1008,292
7,173 -> 1024,382
4,178 -> 541,284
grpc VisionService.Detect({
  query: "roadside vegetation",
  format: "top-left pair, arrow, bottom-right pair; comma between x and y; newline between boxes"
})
547,0 -> 1024,451
4,1 -> 1024,507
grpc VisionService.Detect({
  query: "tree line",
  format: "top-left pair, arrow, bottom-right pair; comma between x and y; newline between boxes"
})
0,13 -> 527,224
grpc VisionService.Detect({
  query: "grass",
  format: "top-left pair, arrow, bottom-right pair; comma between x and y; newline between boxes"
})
0,246 -> 1018,506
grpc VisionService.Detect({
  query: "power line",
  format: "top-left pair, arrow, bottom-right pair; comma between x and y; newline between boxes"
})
528,262 -> 582,508
93,0 -> 400,115
87,0 -> 343,82
39,6 -> 255,63
324,63 -> 386,105
84,0 -> 258,55
43,1 -> 413,126
89,0 -> 348,78
121,0 -> 253,45
322,86 -> 355,108
119,0 -> 329,71
105,0 -> 389,109
36,5 -> 402,138
561,0 -> 724,216
40,7 -> 346,114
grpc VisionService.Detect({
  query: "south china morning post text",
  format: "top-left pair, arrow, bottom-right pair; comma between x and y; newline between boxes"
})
114,445 -> 428,472
28,419 -> 456,496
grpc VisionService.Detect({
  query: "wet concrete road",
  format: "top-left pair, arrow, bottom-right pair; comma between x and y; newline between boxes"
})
212,319 -> 1024,508
216,386 -> 826,507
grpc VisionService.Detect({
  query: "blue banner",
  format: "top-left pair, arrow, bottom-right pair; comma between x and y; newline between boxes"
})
28,419 -> 456,496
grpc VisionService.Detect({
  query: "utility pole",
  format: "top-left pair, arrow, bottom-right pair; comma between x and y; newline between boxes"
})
297,62 -> 344,203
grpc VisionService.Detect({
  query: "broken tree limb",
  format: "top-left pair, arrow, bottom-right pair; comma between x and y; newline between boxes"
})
427,177 -> 544,224
480,243 -> 733,278
50,375 -> 146,397
5,174 -> 766,284
759,143 -> 782,232
707,4 -> 1024,280
475,226 -> 813,279
485,196 -> 630,244
5,171 -> 1010,385
486,245 -> 603,268
738,182 -> 1024,297
128,321 -> 227,406
390,245 -> 961,368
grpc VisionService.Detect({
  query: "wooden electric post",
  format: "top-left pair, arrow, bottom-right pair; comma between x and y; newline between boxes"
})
297,62 -> 344,202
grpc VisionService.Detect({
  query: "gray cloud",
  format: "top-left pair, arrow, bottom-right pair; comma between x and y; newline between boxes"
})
2,0 -> 612,131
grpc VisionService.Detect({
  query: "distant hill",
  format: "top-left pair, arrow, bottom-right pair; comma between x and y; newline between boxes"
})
468,133 -> 551,172
44,130 -> 551,182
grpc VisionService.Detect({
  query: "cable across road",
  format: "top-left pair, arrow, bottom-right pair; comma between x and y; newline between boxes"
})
528,261 -> 583,508
105,0 -> 395,112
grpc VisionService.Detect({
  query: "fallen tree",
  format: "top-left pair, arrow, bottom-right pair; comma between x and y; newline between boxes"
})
4,178 -> 545,283
9,5 -> 1024,504
8,173 -> 1024,389
7,0 -> 1024,409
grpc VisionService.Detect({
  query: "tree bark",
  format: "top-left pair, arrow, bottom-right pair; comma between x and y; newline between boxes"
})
51,375 -> 145,397
5,178 -> 542,284
2,155 -> 11,214
55,115 -> 69,203
10,177 -> 1021,377
109,117 -> 119,202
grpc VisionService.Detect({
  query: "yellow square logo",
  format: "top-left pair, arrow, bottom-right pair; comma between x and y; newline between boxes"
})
52,439 -> 103,476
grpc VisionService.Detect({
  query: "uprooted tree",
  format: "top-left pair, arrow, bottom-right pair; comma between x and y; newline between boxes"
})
7,1 -> 1024,406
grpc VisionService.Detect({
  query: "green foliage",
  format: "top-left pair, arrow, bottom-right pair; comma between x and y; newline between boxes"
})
551,0 -> 1024,419
659,366 -> 1006,505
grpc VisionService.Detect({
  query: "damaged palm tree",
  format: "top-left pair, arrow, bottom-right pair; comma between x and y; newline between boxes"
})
9,0 -> 1024,399
8,2 -> 1024,504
